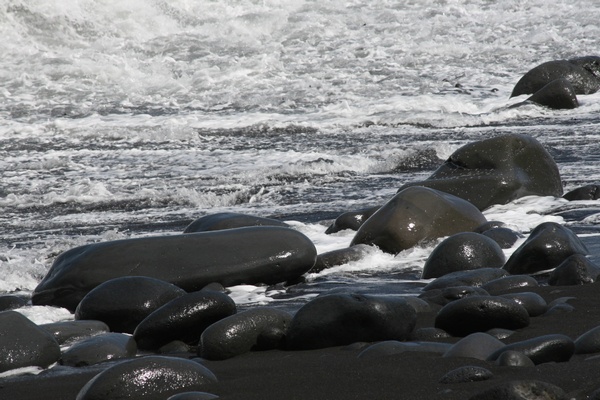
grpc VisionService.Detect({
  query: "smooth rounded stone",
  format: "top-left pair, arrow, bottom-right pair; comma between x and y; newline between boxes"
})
286,293 -> 417,350
357,340 -> 452,359
201,282 -> 227,293
310,244 -> 371,273
76,356 -> 217,400
0,294 -> 28,311
418,286 -> 490,306
0,311 -> 61,373
481,275 -> 539,295
524,78 -> 579,109
548,253 -> 600,285
397,134 -> 563,211
423,268 -> 508,291
564,184 -> 600,201
75,276 -> 186,334
481,227 -> 524,249
60,332 -> 137,367
350,186 -> 487,254
547,296 -> 576,308
499,292 -> 548,317
32,227 -> 317,311
421,232 -> 505,279
183,212 -> 288,233
544,303 -> 575,316
199,307 -> 291,360
488,334 -> 575,365
496,350 -> 535,367
159,341 -> 191,354
439,365 -> 493,384
133,290 -> 237,350
511,57 -> 600,97
410,327 -> 451,341
403,296 -> 432,313
575,325 -> 600,354
503,222 -> 589,275
167,393 -> 219,400
435,295 -> 530,337
487,328 -> 515,340
468,380 -> 566,400
443,332 -> 505,360
40,320 -> 110,346
325,206 -> 380,234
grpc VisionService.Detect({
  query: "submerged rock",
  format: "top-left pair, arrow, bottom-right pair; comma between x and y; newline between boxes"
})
397,134 -> 563,211
511,56 -> 600,97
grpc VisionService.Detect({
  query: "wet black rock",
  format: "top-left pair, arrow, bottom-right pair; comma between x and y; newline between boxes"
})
423,268 -> 508,291
421,232 -> 505,279
183,212 -> 288,233
75,276 -> 186,334
0,311 -> 61,373
443,332 -> 505,360
199,307 -> 291,360
134,290 -> 237,350
76,356 -> 217,400
563,184 -> 600,201
60,332 -> 137,367
503,222 -> 588,275
548,253 -> 600,285
481,275 -> 539,295
488,334 -> 575,365
40,320 -> 110,346
286,293 -> 417,350
499,292 -> 548,317
418,286 -> 490,306
435,295 -> 530,337
325,206 -> 380,234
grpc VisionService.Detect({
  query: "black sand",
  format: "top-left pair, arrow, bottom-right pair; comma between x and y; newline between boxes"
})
3,282 -> 600,399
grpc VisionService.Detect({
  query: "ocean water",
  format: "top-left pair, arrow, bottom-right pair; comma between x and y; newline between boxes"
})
2,0 -> 600,324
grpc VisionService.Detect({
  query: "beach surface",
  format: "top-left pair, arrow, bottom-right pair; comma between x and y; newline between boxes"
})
3,282 -> 600,400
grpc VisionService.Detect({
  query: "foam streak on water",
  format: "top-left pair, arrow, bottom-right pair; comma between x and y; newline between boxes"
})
2,0 -> 600,321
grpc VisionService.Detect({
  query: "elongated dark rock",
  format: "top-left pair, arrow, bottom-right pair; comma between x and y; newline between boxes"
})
435,295 -> 530,337
488,334 -> 575,364
134,290 -> 237,350
286,293 -> 417,350
32,227 -> 317,311
183,212 -> 288,233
